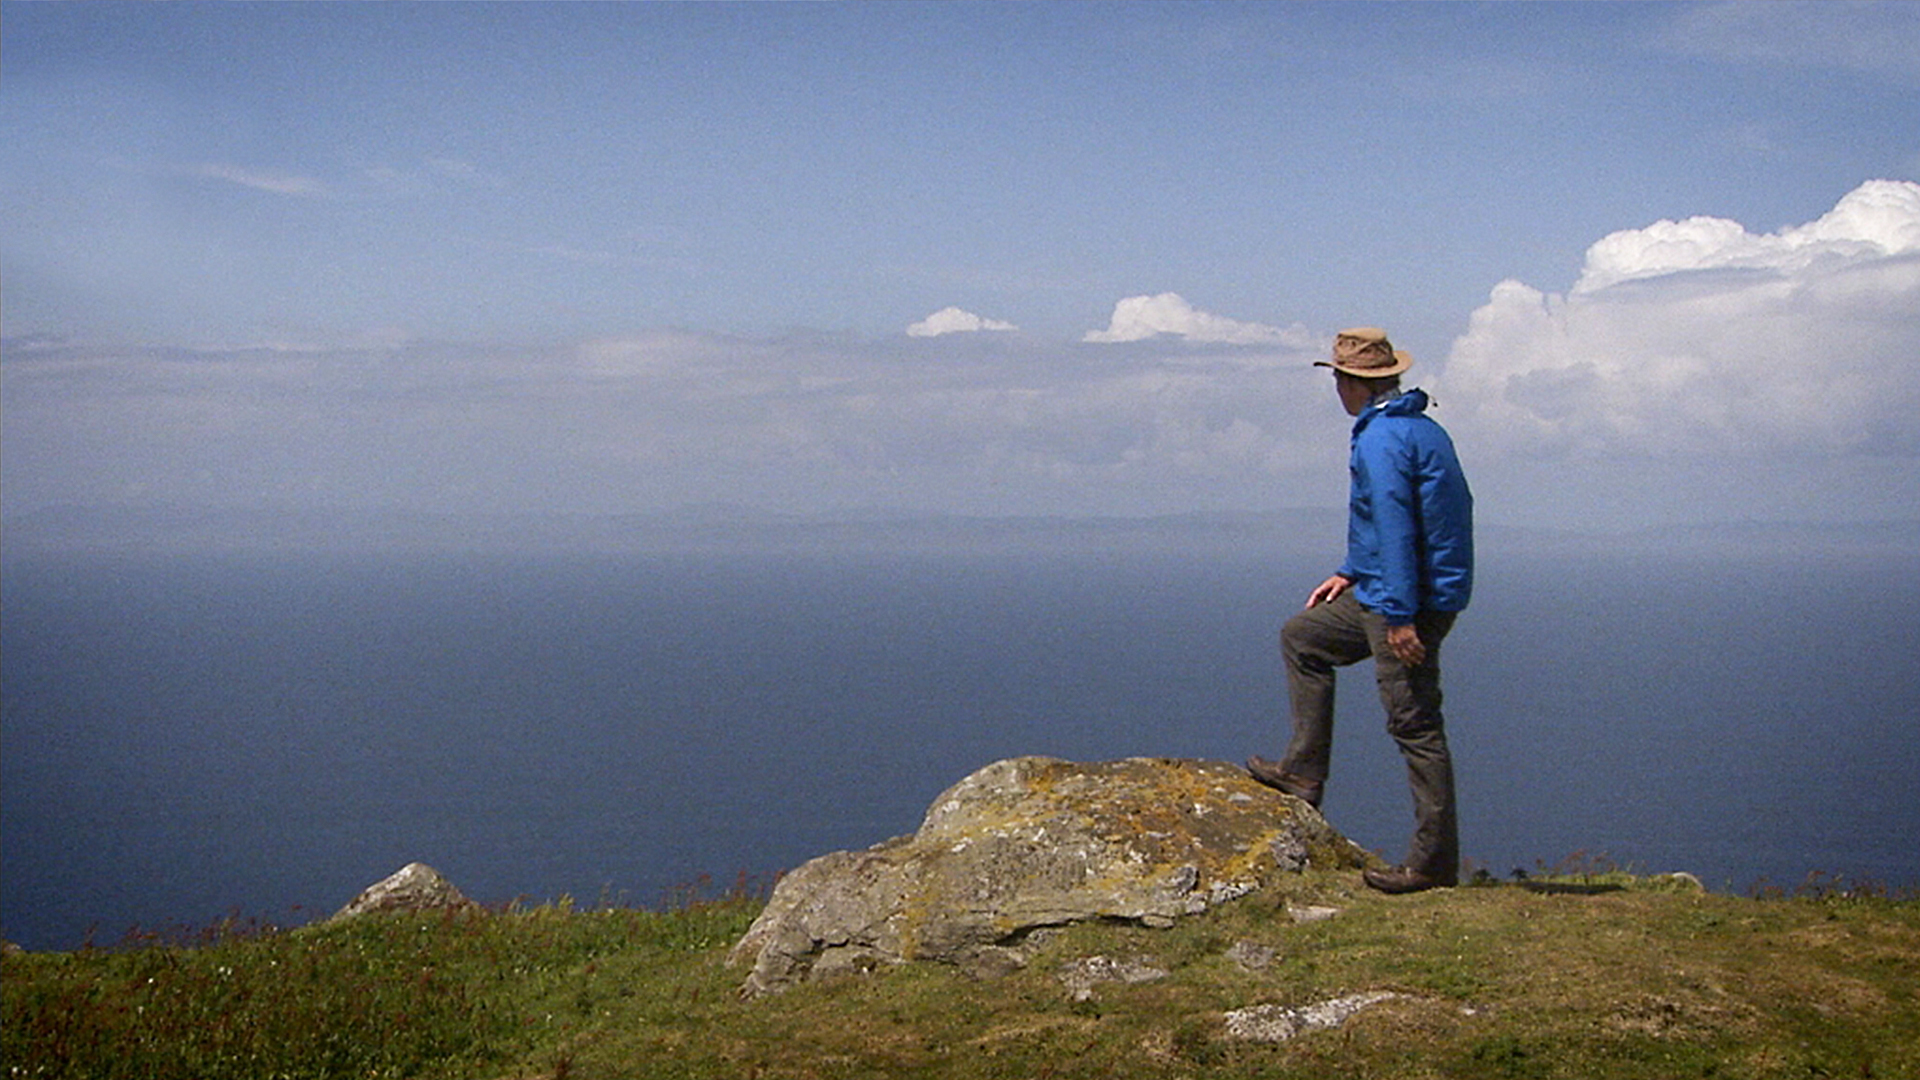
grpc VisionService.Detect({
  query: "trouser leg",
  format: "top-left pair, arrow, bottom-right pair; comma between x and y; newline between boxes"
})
1277,592 -> 1373,786
1369,609 -> 1459,880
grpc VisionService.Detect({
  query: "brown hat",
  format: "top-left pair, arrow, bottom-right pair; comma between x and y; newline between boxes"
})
1315,327 -> 1412,379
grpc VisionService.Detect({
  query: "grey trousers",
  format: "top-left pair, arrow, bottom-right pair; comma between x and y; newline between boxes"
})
1277,590 -> 1459,879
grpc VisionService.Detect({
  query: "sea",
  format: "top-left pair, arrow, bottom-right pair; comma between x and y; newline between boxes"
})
4,525 -> 1918,951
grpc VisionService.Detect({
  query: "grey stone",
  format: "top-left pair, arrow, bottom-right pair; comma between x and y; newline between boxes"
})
1269,834 -> 1311,873
1225,940 -> 1277,970
958,944 -> 1030,980
1224,991 -> 1402,1042
1057,954 -> 1170,1001
1648,871 -> 1706,891
1286,902 -> 1343,924
330,862 -> 478,921
728,756 -> 1369,996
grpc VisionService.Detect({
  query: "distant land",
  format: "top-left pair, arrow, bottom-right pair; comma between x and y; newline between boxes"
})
4,503 -> 1917,560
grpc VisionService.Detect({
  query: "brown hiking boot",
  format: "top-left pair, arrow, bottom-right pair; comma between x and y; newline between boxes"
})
1245,756 -> 1323,808
1362,865 -> 1456,895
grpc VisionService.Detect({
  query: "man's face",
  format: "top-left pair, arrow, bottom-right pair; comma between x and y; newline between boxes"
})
1334,373 -> 1374,417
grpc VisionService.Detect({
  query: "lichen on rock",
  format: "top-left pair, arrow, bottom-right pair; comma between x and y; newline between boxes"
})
728,756 -> 1370,997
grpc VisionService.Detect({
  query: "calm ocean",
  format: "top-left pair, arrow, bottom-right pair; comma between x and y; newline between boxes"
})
4,540 -> 1917,951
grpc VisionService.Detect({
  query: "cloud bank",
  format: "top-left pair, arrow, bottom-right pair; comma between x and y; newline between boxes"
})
7,182 -> 1919,534
906,307 -> 1018,337
1438,179 -> 1920,467
1083,293 -> 1312,347
0,327 -> 1335,523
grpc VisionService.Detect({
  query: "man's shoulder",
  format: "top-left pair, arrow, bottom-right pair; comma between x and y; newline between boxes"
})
1361,408 -> 1451,442
1384,406 -> 1456,440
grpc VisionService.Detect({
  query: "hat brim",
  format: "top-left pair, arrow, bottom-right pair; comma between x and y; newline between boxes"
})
1314,350 -> 1413,379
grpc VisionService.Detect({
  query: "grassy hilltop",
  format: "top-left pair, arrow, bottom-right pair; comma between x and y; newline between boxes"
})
5,868 -> 1917,1080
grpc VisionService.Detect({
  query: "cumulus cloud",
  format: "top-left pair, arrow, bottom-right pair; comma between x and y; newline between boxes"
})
1083,293 -> 1311,346
906,307 -> 1018,337
1575,180 -> 1920,292
1438,180 -> 1920,463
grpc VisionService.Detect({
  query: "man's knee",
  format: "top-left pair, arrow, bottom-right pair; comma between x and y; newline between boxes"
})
1282,601 -> 1364,667
1386,707 -> 1445,742
1279,611 -> 1311,654
1382,653 -> 1443,718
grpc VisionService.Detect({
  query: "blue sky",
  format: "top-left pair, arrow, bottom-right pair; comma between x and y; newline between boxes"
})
5,2 -> 1919,534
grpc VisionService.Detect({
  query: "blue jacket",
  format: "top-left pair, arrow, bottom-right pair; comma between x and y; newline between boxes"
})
1337,388 -> 1473,624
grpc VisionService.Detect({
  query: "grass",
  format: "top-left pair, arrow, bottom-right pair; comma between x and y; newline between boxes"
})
6,869 -> 1918,1080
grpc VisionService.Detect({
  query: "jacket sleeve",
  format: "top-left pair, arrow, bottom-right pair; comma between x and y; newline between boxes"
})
1416,431 -> 1474,612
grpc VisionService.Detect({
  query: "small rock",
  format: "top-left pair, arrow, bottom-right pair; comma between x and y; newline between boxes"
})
1648,871 -> 1706,891
1209,880 -> 1256,905
331,862 -> 478,921
1225,991 -> 1402,1042
1225,940 -> 1277,970
958,944 -> 1030,980
1286,902 -> 1342,924
1269,835 -> 1311,873
1057,955 -> 1169,1001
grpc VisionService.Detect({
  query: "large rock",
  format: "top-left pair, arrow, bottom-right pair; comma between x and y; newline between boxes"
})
729,756 -> 1371,996
330,862 -> 478,921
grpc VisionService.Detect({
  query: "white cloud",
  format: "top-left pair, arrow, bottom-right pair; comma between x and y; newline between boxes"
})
554,331 -> 1330,504
1575,180 -> 1920,292
1083,293 -> 1311,346
2,324 -> 1346,523
906,307 -> 1018,337
192,163 -> 330,198
1438,180 -> 1920,466
578,330 -> 747,379
34,182 -> 1917,531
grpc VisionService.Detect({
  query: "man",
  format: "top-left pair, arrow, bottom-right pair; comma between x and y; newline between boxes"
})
1248,327 -> 1474,894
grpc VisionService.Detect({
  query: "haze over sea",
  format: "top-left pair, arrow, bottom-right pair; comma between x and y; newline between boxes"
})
8,3 -> 1920,957
3,511 -> 1916,952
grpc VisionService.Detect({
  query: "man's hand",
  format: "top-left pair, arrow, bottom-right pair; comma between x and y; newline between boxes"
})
1305,574 -> 1352,608
1385,623 -> 1427,666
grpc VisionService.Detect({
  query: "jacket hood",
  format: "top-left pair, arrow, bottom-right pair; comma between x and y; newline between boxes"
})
1380,387 -> 1430,415
1352,387 -> 1429,434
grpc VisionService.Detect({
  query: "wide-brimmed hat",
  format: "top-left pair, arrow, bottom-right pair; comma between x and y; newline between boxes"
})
1314,327 -> 1412,379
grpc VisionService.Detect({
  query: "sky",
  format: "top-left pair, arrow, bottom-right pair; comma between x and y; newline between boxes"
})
4,1 -> 1920,536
